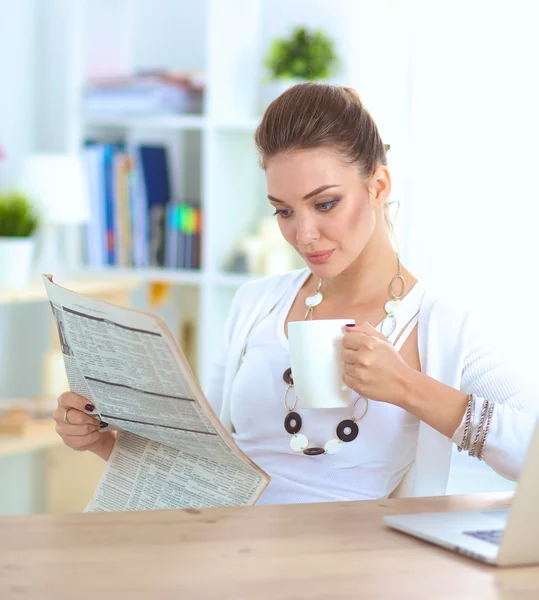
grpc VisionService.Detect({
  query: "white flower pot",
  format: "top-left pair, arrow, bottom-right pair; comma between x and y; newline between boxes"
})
0,237 -> 36,289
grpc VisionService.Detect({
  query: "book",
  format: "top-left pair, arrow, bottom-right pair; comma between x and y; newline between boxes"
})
82,143 -> 203,270
82,145 -> 107,267
137,145 -> 171,267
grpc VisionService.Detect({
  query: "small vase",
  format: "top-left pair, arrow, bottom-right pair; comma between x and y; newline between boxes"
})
0,237 -> 36,289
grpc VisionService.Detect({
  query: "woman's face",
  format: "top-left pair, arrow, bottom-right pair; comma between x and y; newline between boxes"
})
265,147 -> 388,278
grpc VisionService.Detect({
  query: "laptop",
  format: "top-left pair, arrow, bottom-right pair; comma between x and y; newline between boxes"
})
384,419 -> 539,566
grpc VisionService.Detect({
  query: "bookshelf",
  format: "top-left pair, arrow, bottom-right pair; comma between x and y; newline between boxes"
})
68,0 -> 273,389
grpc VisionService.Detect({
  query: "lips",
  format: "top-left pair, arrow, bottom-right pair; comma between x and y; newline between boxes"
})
304,250 -> 334,264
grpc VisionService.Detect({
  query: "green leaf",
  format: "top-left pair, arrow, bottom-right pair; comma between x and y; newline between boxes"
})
0,191 -> 40,237
263,26 -> 341,81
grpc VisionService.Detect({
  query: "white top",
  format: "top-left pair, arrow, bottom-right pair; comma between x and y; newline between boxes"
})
205,268 -> 538,500
230,275 -> 425,504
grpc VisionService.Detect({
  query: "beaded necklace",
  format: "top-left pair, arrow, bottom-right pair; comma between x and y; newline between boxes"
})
282,254 -> 405,456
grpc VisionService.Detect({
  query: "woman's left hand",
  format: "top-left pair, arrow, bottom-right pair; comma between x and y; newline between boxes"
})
341,322 -> 412,406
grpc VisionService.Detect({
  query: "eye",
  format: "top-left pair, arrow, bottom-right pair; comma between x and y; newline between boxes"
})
316,198 -> 340,212
273,208 -> 292,218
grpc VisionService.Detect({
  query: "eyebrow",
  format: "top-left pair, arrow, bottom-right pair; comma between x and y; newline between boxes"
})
268,184 -> 341,204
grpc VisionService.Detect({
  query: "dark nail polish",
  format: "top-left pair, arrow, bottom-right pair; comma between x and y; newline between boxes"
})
85,404 -> 95,412
346,324 -> 355,327
99,421 -> 109,428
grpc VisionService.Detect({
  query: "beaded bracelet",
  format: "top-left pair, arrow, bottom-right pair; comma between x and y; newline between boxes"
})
469,399 -> 490,458
457,393 -> 495,459
458,393 -> 475,452
477,402 -> 495,461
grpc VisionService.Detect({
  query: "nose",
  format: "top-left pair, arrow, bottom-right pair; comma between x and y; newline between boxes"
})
295,215 -> 319,246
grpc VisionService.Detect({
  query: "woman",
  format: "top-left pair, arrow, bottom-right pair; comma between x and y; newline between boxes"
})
54,83 -> 537,504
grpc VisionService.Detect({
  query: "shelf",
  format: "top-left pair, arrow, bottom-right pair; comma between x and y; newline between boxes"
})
84,115 -> 263,132
83,115 -> 262,133
83,267 -> 205,285
0,275 -> 142,306
84,114 -> 207,131
81,267 -> 258,288
0,425 -> 61,459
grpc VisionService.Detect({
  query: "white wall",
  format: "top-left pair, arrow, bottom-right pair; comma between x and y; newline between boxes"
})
0,0 -> 45,399
405,0 -> 539,374
406,1 -> 539,310
0,0 -> 78,401
0,1 -> 49,516
405,0 -> 539,492
0,0 -> 37,187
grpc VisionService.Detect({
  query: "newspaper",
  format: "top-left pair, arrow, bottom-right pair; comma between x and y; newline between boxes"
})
42,275 -> 270,511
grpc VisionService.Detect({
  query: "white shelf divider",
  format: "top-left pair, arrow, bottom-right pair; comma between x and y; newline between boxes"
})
80,267 -> 257,288
84,115 -> 261,132
84,114 -> 207,131
83,267 -> 205,285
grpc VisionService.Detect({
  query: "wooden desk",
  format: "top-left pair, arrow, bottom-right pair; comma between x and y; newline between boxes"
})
0,492 -> 537,599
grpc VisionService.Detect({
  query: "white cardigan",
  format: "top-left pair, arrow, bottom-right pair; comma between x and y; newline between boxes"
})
205,268 -> 537,497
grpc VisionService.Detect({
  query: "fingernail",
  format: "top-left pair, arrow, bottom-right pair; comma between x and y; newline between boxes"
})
346,323 -> 355,327
85,404 -> 95,412
99,421 -> 109,428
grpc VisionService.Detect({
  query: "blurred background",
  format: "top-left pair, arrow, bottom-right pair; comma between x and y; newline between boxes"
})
0,0 -> 538,514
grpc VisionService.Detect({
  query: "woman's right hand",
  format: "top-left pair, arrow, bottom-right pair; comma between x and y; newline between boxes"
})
53,392 -> 115,460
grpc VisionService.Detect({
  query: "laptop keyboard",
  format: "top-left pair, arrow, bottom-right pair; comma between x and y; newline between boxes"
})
463,529 -> 503,545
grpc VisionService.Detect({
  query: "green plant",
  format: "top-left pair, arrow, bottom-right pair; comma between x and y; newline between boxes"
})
0,191 -> 40,237
264,26 -> 340,81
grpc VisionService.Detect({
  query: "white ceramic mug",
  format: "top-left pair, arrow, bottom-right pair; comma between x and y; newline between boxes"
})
288,318 -> 355,409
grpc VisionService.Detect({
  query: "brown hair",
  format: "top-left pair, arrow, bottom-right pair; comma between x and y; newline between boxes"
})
254,82 -> 387,179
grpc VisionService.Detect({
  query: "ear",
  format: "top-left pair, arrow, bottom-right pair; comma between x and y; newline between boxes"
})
369,166 -> 392,208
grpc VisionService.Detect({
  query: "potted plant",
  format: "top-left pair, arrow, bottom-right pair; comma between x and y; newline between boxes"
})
0,191 -> 40,288
262,26 -> 341,106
